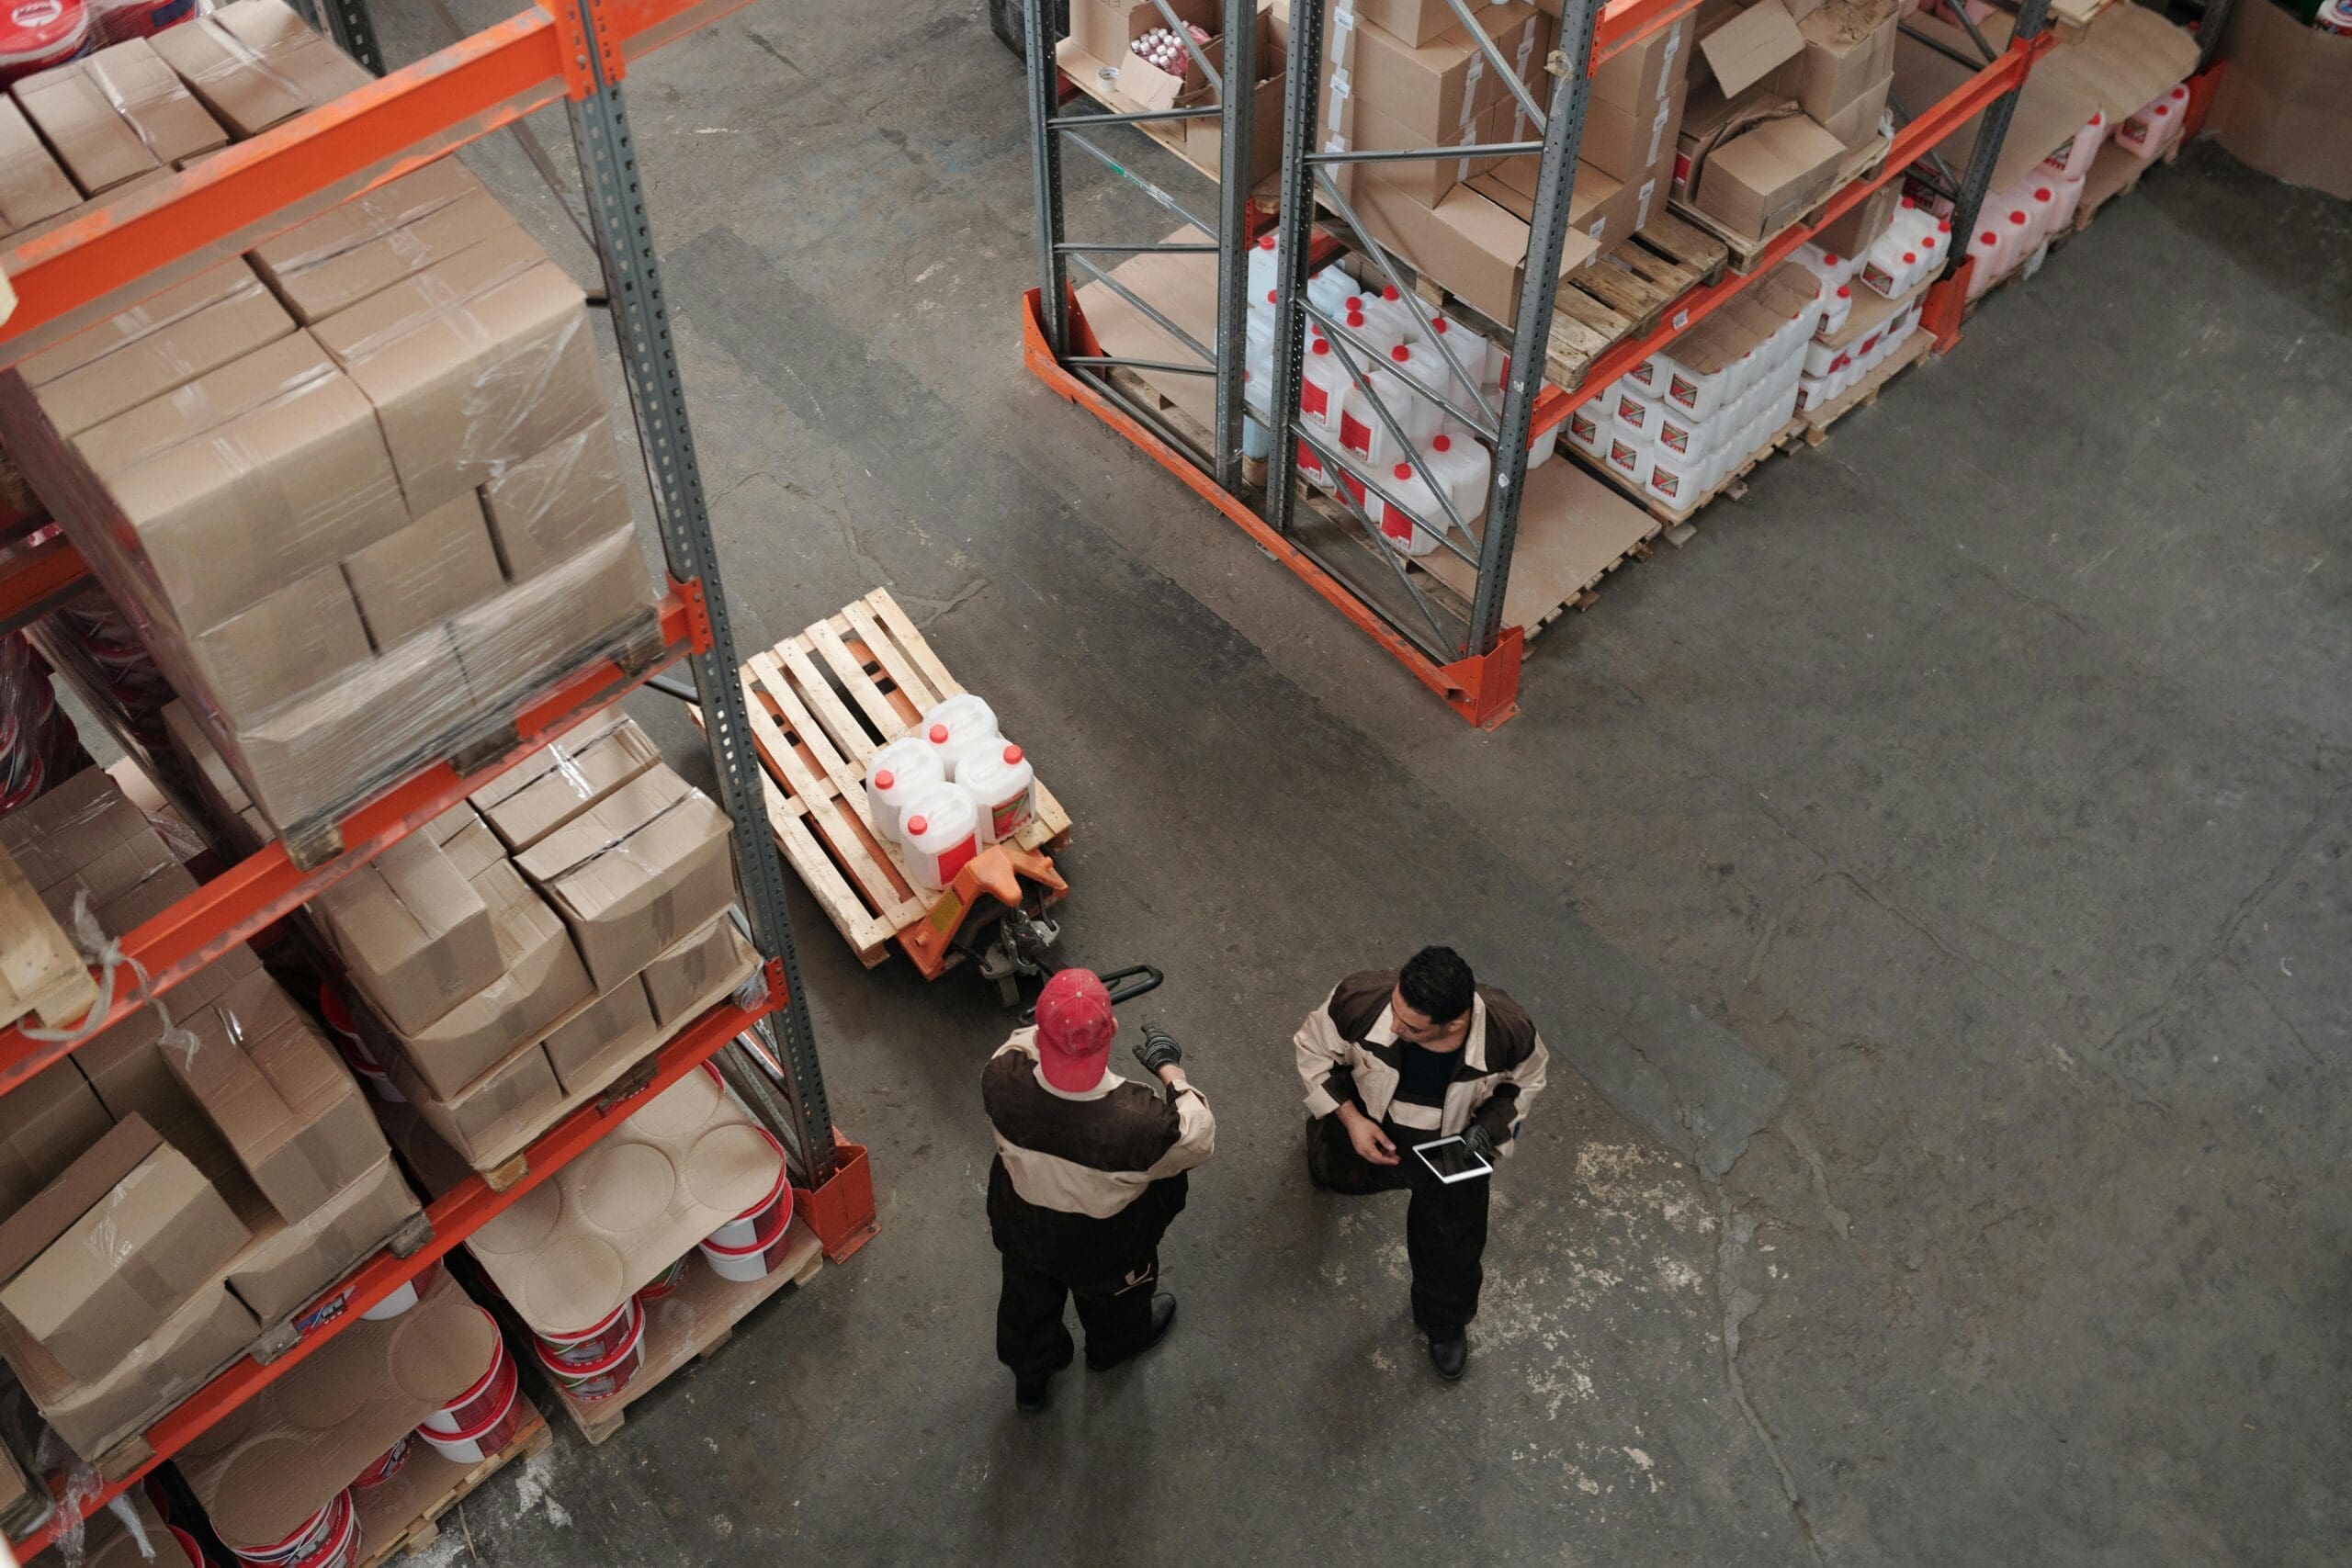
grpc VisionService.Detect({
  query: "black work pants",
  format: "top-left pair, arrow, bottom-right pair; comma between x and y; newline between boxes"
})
1306,1113 -> 1489,1335
995,1250 -> 1159,1382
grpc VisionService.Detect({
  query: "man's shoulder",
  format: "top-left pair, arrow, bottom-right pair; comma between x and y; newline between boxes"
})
1477,986 -> 1540,1063
1326,970 -> 1396,1038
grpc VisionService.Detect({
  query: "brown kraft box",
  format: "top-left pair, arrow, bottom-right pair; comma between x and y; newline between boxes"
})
640,913 -> 759,1026
515,764 -> 737,993
476,415 -> 634,581
2211,0 -> 2352,202
340,490 -> 506,649
476,714 -> 660,853
311,831 -> 499,1036
380,859 -> 592,1100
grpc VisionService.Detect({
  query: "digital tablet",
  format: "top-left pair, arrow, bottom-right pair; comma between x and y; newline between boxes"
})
1412,1135 -> 1494,1184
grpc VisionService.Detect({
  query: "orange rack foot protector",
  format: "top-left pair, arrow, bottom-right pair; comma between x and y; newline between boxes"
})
1023,288 -> 1526,729
803,1137 -> 878,1262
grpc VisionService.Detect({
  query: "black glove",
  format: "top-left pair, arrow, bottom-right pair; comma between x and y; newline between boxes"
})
1462,1123 -> 1498,1163
1134,1026 -> 1182,1075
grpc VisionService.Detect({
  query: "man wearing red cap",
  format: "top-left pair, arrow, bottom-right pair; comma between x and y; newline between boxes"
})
982,967 -> 1214,1413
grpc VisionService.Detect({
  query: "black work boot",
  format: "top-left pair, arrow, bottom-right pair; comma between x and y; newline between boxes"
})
1427,1331 -> 1468,1382
1015,1371 -> 1054,1414
1087,1293 -> 1178,1371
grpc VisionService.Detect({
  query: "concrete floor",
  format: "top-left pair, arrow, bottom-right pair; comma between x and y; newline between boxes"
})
370,2 -> 2348,1562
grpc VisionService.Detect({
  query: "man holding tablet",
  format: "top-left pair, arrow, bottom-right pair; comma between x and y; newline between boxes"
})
1294,946 -> 1550,1381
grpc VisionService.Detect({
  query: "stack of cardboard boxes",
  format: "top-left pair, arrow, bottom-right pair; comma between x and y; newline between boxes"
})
1674,0 -> 1898,243
0,4 -> 654,843
0,770 -> 421,1461
1328,0 -> 1692,329
304,715 -> 756,1173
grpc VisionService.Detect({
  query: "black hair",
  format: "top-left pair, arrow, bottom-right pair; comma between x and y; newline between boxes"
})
1398,946 -> 1476,1025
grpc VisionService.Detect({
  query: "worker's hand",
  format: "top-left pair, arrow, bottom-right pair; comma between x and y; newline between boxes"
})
1134,1025 -> 1182,1076
1462,1123 -> 1498,1164
1339,1103 -> 1398,1166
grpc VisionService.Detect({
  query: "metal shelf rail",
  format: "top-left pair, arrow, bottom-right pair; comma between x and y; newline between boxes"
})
1021,0 -> 2057,727
0,0 -> 877,1547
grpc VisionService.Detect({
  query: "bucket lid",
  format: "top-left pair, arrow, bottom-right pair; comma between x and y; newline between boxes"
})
542,1295 -> 634,1346
442,1310 -> 510,1405
424,1367 -> 521,1444
236,1492 -> 340,1559
701,1192 -> 794,1258
727,1127 -> 789,1223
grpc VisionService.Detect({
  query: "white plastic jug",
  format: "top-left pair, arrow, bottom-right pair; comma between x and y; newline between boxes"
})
1307,262 -> 1358,319
2041,110 -> 2104,179
1565,396 -> 1609,457
1373,461 -> 1443,557
1654,402 -> 1710,465
1665,356 -> 1727,423
1300,337 -> 1353,433
1370,349 -> 1442,446
1996,204 -> 2035,276
1421,432 -> 1491,531
920,694 -> 998,763
1611,383 -> 1659,442
899,784 -> 981,892
1419,312 -> 1491,396
1359,285 -> 1421,348
1964,222 -> 2004,297
2047,174 -> 2086,231
1860,231 -> 1921,298
864,738 -> 945,843
936,726 -> 1004,783
1246,233 -> 1282,305
959,742 -> 1037,846
1816,281 -> 1853,339
1604,431 -> 1655,491
1646,443 -> 1697,509
1338,300 -> 1403,358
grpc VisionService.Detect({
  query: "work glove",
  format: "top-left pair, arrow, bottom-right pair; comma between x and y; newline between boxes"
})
1133,1026 -> 1183,1075
1462,1123 -> 1498,1163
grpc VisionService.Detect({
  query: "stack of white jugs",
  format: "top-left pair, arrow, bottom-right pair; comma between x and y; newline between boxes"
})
1562,265 -> 1823,512
1857,196 -> 1952,299
1776,198 -> 1928,413
861,694 -> 1039,892
1240,235 -> 1519,559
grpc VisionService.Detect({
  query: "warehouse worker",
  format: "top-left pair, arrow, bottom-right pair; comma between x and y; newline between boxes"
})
983,967 -> 1215,1413
1295,946 -> 1549,1382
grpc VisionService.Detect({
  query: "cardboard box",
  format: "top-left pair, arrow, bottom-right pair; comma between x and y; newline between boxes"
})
0,98 -> 81,233
223,1154 -> 419,1321
477,415 -> 633,582
341,489 -> 505,649
12,261 -> 257,392
384,860 -> 591,1100
1893,14 -> 2105,189
311,218 -> 602,518
540,972 -> 659,1092
78,1487 -> 191,1568
227,625 -> 475,831
1593,11 -> 1697,109
2040,1 -> 2199,124
2211,0 -> 2351,200
384,1032 -> 561,1167
1695,112 -> 1846,238
168,966 -> 387,1223
165,698 -> 261,840
515,764 -> 736,992
1475,154 -> 1655,253
22,270 -> 294,439
0,1269 -> 256,1461
180,563 -> 375,718
1697,0 -> 1805,97
469,711 -> 634,814
1326,1 -> 1546,140
1184,51 -> 1289,186
154,0 -> 372,138
0,1061 -> 110,1216
0,1116 -> 249,1380
1815,74 -> 1889,149
464,1058 -> 780,1334
1069,0 -> 1216,65
1345,0 -> 1480,50
15,40 -> 226,197
1334,94 -> 1516,205
1813,175 -> 1898,257
1582,77 -> 1688,180
478,716 -> 659,854
84,336 -> 412,634
448,525 -> 655,705
72,944 -> 261,1188
311,832 -> 499,1036
246,159 -> 510,322
1351,175 -> 1600,326
640,912 -> 758,1025
179,1269 -> 493,1553
0,765 -> 145,896
438,812 -> 503,883
1794,0 -> 1897,118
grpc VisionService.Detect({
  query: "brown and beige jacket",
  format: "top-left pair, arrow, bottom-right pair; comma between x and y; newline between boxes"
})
982,1029 -> 1216,1277
1294,971 -> 1549,1156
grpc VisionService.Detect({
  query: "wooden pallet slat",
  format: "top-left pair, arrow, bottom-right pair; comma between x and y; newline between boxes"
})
353,1403 -> 552,1568
864,590 -> 964,701
0,847 -> 98,1032
804,618 -> 902,738
772,637 -> 876,767
1636,211 -> 1731,287
841,599 -> 941,714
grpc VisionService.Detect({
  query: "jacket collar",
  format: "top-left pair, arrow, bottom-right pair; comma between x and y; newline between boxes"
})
1368,993 -> 1489,1071
1004,1026 -> 1122,1100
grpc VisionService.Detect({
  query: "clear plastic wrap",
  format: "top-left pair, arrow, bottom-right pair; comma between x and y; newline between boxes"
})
148,0 -> 369,138
0,119 -> 658,841
13,36 -> 231,197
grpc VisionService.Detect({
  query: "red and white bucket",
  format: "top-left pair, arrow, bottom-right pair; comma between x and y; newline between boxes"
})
533,1306 -> 645,1404
231,1489 -> 354,1567
349,1433 -> 411,1489
166,1525 -> 211,1567
698,1193 -> 797,1284
420,1310 -> 515,1439
415,1365 -> 525,1464
533,1297 -> 638,1370
0,0 -> 90,86
363,1258 -> 441,1322
636,1253 -> 690,1303
702,1129 -> 791,1251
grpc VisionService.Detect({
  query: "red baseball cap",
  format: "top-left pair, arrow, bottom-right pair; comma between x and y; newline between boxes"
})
1035,969 -> 1116,1090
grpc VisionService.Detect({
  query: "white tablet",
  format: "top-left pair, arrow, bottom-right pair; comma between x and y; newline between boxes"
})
1412,1135 -> 1493,1184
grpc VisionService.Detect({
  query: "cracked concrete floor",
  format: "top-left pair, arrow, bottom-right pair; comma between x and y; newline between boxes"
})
369,1 -> 2349,1562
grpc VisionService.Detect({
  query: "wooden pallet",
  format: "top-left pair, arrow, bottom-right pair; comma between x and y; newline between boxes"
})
551,1218 -> 823,1447
1668,134 -> 1893,276
721,591 -> 1071,967
0,846 -> 97,1033
2073,137 -> 2179,232
1544,214 -> 1730,389
1798,334 -> 1935,446
352,1399 -> 552,1567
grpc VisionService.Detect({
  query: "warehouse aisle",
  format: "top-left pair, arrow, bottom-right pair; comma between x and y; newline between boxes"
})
391,2 -> 2351,1562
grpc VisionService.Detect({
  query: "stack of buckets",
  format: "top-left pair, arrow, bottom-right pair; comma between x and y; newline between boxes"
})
225,1491 -> 358,1568
862,694 -> 1038,894
531,1297 -> 648,1406
418,1306 -> 529,1462
698,1125 -> 796,1282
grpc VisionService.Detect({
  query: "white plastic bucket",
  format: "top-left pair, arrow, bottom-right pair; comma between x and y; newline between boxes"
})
422,1311 -> 515,1435
361,1258 -> 441,1322
1565,397 -> 1609,458
704,1128 -> 792,1249
698,1197 -> 797,1284
918,694 -> 998,762
417,1373 -> 526,1464
535,1299 -> 638,1370
536,1309 -> 646,1404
